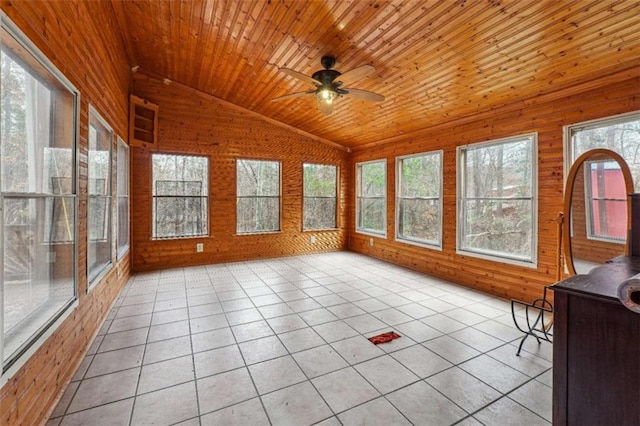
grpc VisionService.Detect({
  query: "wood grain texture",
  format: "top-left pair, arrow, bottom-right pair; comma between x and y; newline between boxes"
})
349,76 -> 640,303
0,1 -> 131,425
130,74 -> 349,271
113,0 -> 640,149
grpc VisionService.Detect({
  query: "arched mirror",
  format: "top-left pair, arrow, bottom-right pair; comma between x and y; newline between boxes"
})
563,149 -> 634,275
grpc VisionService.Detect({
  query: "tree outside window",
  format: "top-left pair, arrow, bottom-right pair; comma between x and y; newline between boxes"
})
303,163 -> 337,230
356,160 -> 386,236
152,154 -> 208,239
396,151 -> 442,248
237,159 -> 280,234
569,113 -> 640,244
458,134 -> 537,264
1,21 -> 78,370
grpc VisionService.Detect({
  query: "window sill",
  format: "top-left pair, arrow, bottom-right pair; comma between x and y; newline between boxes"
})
151,235 -> 208,241
355,229 -> 387,239
236,230 -> 282,236
395,237 -> 442,251
456,247 -> 537,269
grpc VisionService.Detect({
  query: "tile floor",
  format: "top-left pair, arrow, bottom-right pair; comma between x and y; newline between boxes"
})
47,252 -> 553,426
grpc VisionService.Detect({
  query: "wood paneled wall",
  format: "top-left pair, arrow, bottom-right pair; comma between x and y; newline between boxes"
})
349,77 -> 640,303
130,75 -> 349,272
0,1 -> 131,425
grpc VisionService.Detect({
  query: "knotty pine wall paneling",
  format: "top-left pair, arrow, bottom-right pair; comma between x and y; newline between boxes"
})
350,77 -> 640,304
0,1 -> 131,425
131,75 -> 349,272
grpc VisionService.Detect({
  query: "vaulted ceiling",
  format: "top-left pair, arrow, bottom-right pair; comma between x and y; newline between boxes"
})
111,0 -> 640,150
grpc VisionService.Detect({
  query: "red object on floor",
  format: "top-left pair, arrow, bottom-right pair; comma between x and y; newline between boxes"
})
368,331 -> 401,345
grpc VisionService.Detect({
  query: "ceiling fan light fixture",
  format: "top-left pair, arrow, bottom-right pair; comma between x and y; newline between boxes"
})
273,56 -> 383,116
316,87 -> 338,116
316,88 -> 337,104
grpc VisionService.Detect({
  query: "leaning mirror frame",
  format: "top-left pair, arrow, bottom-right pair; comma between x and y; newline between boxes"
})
562,148 -> 635,276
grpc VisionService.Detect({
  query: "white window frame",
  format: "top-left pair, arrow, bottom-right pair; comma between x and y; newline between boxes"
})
355,159 -> 387,238
0,14 -> 80,378
456,133 -> 538,267
395,151 -> 443,249
303,163 -> 338,231
87,106 -> 114,287
564,111 -> 640,243
236,159 -> 282,235
116,137 -> 130,258
151,153 -> 209,239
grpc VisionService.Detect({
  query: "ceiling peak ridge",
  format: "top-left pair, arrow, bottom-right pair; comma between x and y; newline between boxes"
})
132,68 -> 351,153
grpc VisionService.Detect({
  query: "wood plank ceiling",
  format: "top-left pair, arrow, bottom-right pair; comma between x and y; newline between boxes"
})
112,0 -> 640,150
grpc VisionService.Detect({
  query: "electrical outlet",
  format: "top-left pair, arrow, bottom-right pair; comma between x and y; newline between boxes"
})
196,243 -> 204,252
310,235 -> 316,244
369,238 -> 374,247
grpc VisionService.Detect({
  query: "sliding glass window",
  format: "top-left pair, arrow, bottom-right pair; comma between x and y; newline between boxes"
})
117,137 -> 130,258
1,18 -> 78,371
87,108 -> 113,285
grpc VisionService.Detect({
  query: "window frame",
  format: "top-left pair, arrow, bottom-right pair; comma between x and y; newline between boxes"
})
302,163 -> 339,231
0,15 -> 80,376
87,105 -> 114,287
583,160 -> 627,243
151,153 -> 210,240
564,111 -> 640,243
456,133 -> 538,267
395,150 -> 443,250
236,158 -> 282,235
355,159 -> 387,238
116,136 -> 130,258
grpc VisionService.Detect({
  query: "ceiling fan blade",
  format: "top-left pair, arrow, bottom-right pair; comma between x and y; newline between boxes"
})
337,65 -> 375,86
271,91 -> 314,102
279,68 -> 321,87
345,88 -> 385,102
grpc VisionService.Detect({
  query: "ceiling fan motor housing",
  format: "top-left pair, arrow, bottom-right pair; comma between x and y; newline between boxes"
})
320,55 -> 336,70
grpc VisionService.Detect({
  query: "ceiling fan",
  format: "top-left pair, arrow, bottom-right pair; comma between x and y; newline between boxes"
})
271,56 -> 385,116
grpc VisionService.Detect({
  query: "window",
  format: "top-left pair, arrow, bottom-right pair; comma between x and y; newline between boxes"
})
87,108 -> 113,284
117,137 -> 129,257
152,154 -> 208,239
356,160 -> 386,236
396,151 -> 442,248
1,18 -> 78,371
584,160 -> 627,241
458,134 -> 537,265
303,163 -> 337,230
566,112 -> 640,242
237,159 -> 280,234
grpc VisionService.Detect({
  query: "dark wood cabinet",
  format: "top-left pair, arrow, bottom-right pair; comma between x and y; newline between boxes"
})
552,256 -> 640,425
